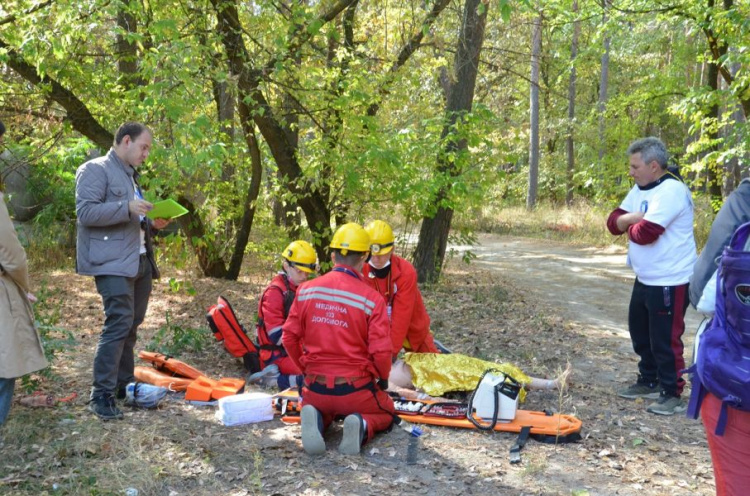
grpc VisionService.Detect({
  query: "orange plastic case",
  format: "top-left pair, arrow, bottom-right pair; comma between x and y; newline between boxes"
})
186,376 -> 218,401
211,378 -> 246,399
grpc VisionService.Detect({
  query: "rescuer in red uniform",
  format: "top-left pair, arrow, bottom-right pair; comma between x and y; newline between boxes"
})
362,220 -> 441,358
282,223 -> 395,456
250,240 -> 317,390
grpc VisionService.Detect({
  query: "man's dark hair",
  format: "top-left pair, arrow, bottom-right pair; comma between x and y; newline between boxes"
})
0,120 -> 5,138
114,122 -> 150,145
627,137 -> 669,169
333,250 -> 367,266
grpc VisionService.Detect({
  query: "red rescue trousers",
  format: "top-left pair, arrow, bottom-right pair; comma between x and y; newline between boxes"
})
302,379 -> 395,444
275,355 -> 302,376
701,392 -> 750,496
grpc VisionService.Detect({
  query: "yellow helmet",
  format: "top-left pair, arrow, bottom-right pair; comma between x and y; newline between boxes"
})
329,223 -> 371,255
364,220 -> 395,255
282,240 -> 318,273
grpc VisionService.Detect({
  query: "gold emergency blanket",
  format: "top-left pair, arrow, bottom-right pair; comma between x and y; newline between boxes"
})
403,352 -> 530,401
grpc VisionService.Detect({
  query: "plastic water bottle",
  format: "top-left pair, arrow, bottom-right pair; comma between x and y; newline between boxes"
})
406,434 -> 419,465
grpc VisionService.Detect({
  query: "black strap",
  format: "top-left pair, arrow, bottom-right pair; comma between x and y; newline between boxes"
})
466,369 -> 502,431
306,380 -> 375,396
280,274 -> 294,317
509,426 -> 531,464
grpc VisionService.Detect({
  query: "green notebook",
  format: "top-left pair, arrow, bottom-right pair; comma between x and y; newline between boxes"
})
146,199 -> 189,220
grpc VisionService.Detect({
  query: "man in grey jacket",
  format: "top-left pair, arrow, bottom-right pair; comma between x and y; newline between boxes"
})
76,122 -> 170,420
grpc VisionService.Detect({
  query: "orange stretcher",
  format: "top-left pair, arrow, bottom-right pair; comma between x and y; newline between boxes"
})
134,366 -> 193,391
273,388 -> 582,442
138,351 -> 206,380
403,408 -> 582,440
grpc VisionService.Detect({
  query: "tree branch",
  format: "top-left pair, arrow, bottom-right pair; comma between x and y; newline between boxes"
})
366,0 -> 452,116
0,0 -> 54,27
607,1 -> 680,14
261,0 -> 359,75
0,37 -> 113,150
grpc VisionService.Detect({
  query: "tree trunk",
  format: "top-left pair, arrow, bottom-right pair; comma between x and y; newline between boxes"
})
414,205 -> 454,283
706,60 -> 722,199
177,196 -> 229,278
212,80 -> 236,182
210,0 -> 335,262
413,0 -> 488,284
274,55 -> 302,236
565,0 -> 580,207
702,0 -> 749,120
527,12 -> 542,211
226,125 -> 264,280
597,1 -> 610,166
116,0 -> 143,90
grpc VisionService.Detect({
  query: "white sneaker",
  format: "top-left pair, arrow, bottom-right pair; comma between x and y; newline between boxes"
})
247,364 -> 279,389
301,405 -> 325,455
339,414 -> 365,455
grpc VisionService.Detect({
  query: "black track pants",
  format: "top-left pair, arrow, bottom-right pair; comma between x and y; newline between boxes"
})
627,279 -> 690,396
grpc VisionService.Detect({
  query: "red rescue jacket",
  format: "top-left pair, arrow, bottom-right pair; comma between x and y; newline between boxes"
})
256,273 -> 296,366
362,254 -> 433,356
282,264 -> 392,381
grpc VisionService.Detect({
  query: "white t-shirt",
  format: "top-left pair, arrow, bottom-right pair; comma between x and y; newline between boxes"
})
619,176 -> 696,286
131,176 -> 147,255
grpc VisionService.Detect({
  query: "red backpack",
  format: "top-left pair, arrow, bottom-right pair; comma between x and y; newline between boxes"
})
206,296 -> 262,374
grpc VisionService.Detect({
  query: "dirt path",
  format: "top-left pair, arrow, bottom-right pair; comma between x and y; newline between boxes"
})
467,233 -> 703,337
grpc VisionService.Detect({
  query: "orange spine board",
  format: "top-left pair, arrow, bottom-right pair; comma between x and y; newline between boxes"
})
134,366 -> 193,391
412,410 -> 582,437
280,410 -> 582,437
272,388 -> 581,438
138,351 -> 206,379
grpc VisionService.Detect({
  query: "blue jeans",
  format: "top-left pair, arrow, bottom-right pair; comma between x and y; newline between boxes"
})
92,255 -> 152,398
0,377 -> 16,426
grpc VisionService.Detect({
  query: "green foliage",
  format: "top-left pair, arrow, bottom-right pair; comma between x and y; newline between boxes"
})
446,229 -> 479,265
1,0 -> 748,275
146,311 -> 209,356
167,277 -> 196,296
154,232 -> 196,273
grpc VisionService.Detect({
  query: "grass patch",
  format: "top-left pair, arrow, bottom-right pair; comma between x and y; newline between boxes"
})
460,198 -> 713,250
146,311 -> 209,356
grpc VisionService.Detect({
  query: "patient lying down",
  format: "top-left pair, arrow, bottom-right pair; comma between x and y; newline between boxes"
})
388,353 -> 572,401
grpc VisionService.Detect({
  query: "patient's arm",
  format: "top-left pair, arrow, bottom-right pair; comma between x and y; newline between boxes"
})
387,384 -> 438,401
